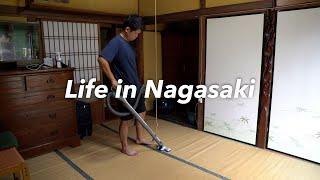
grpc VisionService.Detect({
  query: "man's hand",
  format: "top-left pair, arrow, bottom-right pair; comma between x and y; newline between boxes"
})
111,79 -> 118,91
98,57 -> 118,91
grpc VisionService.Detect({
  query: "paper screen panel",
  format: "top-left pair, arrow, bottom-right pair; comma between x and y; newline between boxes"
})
204,14 -> 264,144
268,7 -> 320,163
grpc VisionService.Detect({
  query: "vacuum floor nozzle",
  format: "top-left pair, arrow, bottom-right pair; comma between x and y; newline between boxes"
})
157,145 -> 172,153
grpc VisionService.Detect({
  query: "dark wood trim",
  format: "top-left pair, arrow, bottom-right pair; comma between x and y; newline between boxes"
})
0,5 -> 24,16
144,1 -> 273,24
201,0 -> 272,16
196,16 -> 206,131
99,23 -> 112,28
39,19 -> 45,62
256,9 -> 277,148
200,0 -> 206,9
25,0 -> 33,9
98,23 -> 102,52
143,9 -> 199,24
29,3 -> 126,17
276,0 -> 320,7
202,7 -> 267,19
22,9 -> 125,24
163,10 -> 198,22
273,0 -> 277,7
0,4 -> 125,24
0,67 -> 75,76
275,1 -> 320,11
98,23 -> 103,85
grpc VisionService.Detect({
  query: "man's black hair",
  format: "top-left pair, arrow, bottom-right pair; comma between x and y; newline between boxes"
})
122,15 -> 143,31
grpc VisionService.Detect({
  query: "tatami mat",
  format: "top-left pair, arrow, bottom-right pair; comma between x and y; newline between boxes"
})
26,152 -> 84,180
0,152 -> 83,180
104,116 -> 320,180
60,123 -> 220,180
21,116 -> 320,180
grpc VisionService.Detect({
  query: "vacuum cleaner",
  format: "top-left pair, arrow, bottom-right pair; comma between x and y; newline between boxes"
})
106,86 -> 171,153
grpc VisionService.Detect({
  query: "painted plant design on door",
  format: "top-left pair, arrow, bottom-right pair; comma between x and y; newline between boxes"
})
204,14 -> 264,144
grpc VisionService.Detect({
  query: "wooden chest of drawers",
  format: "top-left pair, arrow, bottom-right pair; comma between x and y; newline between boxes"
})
0,68 -> 80,158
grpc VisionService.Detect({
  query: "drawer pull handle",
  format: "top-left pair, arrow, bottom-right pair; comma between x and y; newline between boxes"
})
47,95 -> 56,101
46,77 -> 55,84
49,113 -> 56,119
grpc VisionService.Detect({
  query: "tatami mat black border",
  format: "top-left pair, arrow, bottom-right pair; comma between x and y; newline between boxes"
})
54,149 -> 94,180
101,124 -> 230,180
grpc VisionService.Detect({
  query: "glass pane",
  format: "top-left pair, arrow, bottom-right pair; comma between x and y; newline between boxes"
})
0,22 -> 40,62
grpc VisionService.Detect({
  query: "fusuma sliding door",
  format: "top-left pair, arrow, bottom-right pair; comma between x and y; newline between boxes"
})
204,14 -> 264,144
268,7 -> 320,163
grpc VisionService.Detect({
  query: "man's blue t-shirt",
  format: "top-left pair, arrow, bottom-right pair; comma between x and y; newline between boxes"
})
100,35 -> 141,88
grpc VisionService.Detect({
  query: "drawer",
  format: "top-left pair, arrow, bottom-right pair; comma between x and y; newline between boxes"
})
0,99 -> 75,114
26,72 -> 73,92
0,76 -> 24,83
0,76 -> 25,95
4,89 -> 67,108
15,122 -> 77,150
0,107 -> 76,131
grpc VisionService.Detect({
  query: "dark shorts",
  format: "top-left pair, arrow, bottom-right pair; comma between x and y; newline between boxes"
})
118,92 -> 146,121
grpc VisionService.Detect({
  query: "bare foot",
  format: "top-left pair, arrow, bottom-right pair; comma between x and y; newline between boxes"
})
121,148 -> 138,156
136,139 -> 152,145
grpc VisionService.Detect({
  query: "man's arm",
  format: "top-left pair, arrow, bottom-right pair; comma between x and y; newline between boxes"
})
98,56 -> 118,90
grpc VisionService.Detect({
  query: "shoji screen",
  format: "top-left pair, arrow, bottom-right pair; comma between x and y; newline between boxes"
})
42,21 -> 100,84
268,8 -> 320,163
204,14 -> 264,144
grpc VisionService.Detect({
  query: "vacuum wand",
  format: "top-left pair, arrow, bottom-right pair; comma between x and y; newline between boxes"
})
107,91 -> 171,153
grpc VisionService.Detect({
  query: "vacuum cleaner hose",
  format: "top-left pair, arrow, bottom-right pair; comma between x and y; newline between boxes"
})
106,85 -> 145,117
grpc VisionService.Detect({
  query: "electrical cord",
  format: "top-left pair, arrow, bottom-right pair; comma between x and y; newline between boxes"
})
25,63 -> 52,71
25,63 -> 44,71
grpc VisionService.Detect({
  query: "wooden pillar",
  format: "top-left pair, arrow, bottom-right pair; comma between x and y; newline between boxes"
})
200,0 -> 206,9
197,15 -> 206,131
256,9 -> 277,148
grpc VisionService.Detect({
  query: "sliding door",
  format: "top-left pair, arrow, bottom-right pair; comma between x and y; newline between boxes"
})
204,14 -> 264,144
42,21 -> 100,84
268,8 -> 320,163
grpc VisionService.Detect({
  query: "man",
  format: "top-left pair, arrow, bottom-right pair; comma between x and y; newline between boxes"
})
98,15 -> 151,156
